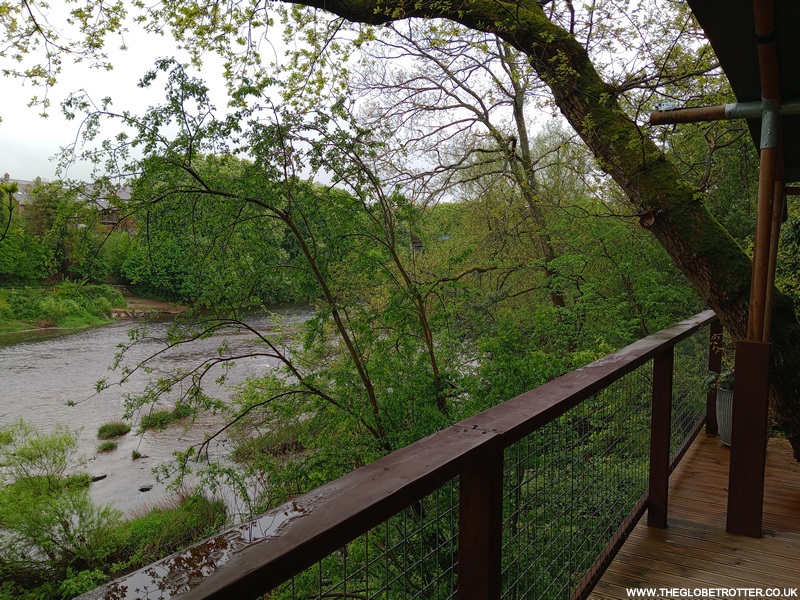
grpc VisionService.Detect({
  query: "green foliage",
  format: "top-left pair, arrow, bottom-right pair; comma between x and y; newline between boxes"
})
138,403 -> 192,431
23,181 -> 113,282
0,421 -> 83,484
0,422 -> 227,598
0,422 -> 124,596
97,441 -> 117,453
121,154 -> 301,306
114,492 -> 227,569
56,568 -> 109,599
0,187 -> 49,285
703,368 -> 735,393
0,282 -> 125,333
0,228 -> 49,284
96,421 -> 131,439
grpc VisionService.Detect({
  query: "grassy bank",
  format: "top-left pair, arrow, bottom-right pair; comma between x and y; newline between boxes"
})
0,422 -> 226,600
0,282 -> 126,334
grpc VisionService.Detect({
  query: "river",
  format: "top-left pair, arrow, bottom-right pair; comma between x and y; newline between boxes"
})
0,305 -> 313,515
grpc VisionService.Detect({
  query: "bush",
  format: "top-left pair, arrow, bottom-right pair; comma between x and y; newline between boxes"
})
97,441 -> 117,453
0,421 -> 124,594
57,568 -> 108,599
0,283 -> 126,333
139,403 -> 191,431
0,422 -> 227,599
115,491 -> 226,568
97,421 -> 131,439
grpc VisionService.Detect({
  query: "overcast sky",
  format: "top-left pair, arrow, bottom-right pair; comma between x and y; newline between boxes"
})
0,22 -> 274,183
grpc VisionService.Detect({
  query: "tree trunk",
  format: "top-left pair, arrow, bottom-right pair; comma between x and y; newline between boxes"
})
282,0 -> 800,459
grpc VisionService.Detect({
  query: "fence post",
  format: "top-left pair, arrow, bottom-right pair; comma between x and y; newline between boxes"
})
458,451 -> 503,599
706,320 -> 723,435
648,347 -> 674,528
726,340 -> 770,537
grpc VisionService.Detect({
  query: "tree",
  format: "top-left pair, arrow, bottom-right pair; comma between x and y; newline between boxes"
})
0,182 -> 49,284
353,23 -> 567,307
258,0 -> 800,456
0,182 -> 17,244
121,154 -> 296,304
73,61 -> 471,501
3,0 -> 799,456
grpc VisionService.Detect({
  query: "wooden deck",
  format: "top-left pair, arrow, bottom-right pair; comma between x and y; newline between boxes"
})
590,434 -> 800,598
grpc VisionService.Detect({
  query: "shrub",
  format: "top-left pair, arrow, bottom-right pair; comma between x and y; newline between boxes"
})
139,403 -> 191,431
57,568 -> 108,598
0,421 -> 124,594
116,491 -> 226,567
0,283 -> 126,333
98,441 -> 118,453
97,421 -> 131,439
131,449 -> 142,460
0,423 -> 227,598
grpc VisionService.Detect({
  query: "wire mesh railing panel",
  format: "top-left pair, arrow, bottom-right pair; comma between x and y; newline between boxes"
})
500,363 -> 653,600
270,479 -> 460,600
79,314 -> 717,600
671,333 -> 709,463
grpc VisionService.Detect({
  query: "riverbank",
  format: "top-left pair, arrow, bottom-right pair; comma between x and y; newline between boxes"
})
0,284 -> 186,336
109,293 -> 187,319
0,283 -> 125,335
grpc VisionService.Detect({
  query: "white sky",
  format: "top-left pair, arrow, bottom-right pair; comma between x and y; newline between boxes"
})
0,21 -> 280,183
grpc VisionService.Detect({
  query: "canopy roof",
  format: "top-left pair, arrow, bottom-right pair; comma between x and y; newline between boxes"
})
687,0 -> 800,181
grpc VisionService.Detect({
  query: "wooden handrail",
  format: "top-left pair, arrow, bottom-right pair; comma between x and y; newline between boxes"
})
82,310 -> 717,600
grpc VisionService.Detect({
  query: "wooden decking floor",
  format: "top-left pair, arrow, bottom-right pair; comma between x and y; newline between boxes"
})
589,434 -> 800,598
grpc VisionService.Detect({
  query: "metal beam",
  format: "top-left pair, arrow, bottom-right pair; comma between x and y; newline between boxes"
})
649,98 -> 800,126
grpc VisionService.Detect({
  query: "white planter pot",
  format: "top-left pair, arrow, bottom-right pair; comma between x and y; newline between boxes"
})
716,387 -> 734,446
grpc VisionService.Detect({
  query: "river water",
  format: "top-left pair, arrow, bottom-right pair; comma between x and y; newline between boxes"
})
0,306 -> 312,515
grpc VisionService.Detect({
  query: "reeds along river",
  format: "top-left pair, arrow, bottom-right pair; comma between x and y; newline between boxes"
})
0,305 -> 313,515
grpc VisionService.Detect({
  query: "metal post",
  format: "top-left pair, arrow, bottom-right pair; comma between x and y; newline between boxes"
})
458,452 -> 503,599
706,321 -> 723,436
648,347 -> 674,528
763,178 -> 785,340
748,116 -> 778,341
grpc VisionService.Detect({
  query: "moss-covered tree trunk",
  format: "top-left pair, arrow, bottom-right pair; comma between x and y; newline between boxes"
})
283,0 -> 800,458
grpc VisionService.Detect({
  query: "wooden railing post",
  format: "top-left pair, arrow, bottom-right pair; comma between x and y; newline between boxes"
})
726,340 -> 770,537
706,320 -> 723,435
648,347 -> 674,528
458,451 -> 503,599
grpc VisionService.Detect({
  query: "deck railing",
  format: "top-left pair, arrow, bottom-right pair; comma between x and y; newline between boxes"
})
83,310 -> 721,600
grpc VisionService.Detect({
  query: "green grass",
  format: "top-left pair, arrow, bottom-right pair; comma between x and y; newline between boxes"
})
116,492 -> 226,566
139,403 -> 192,431
0,283 -> 126,334
0,421 -> 227,600
97,441 -> 118,453
131,449 -> 142,459
0,489 -> 226,599
97,421 -> 131,439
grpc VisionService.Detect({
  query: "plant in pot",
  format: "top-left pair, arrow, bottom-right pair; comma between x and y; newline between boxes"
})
703,368 -> 734,446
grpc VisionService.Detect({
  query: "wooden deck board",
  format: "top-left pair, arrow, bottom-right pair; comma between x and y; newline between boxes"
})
589,435 -> 800,599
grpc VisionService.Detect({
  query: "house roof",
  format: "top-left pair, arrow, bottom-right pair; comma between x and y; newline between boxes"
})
2,173 -> 131,209
2,175 -> 36,207
686,0 -> 800,181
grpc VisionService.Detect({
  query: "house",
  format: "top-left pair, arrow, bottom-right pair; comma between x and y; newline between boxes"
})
2,172 -> 37,213
2,172 -> 133,230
